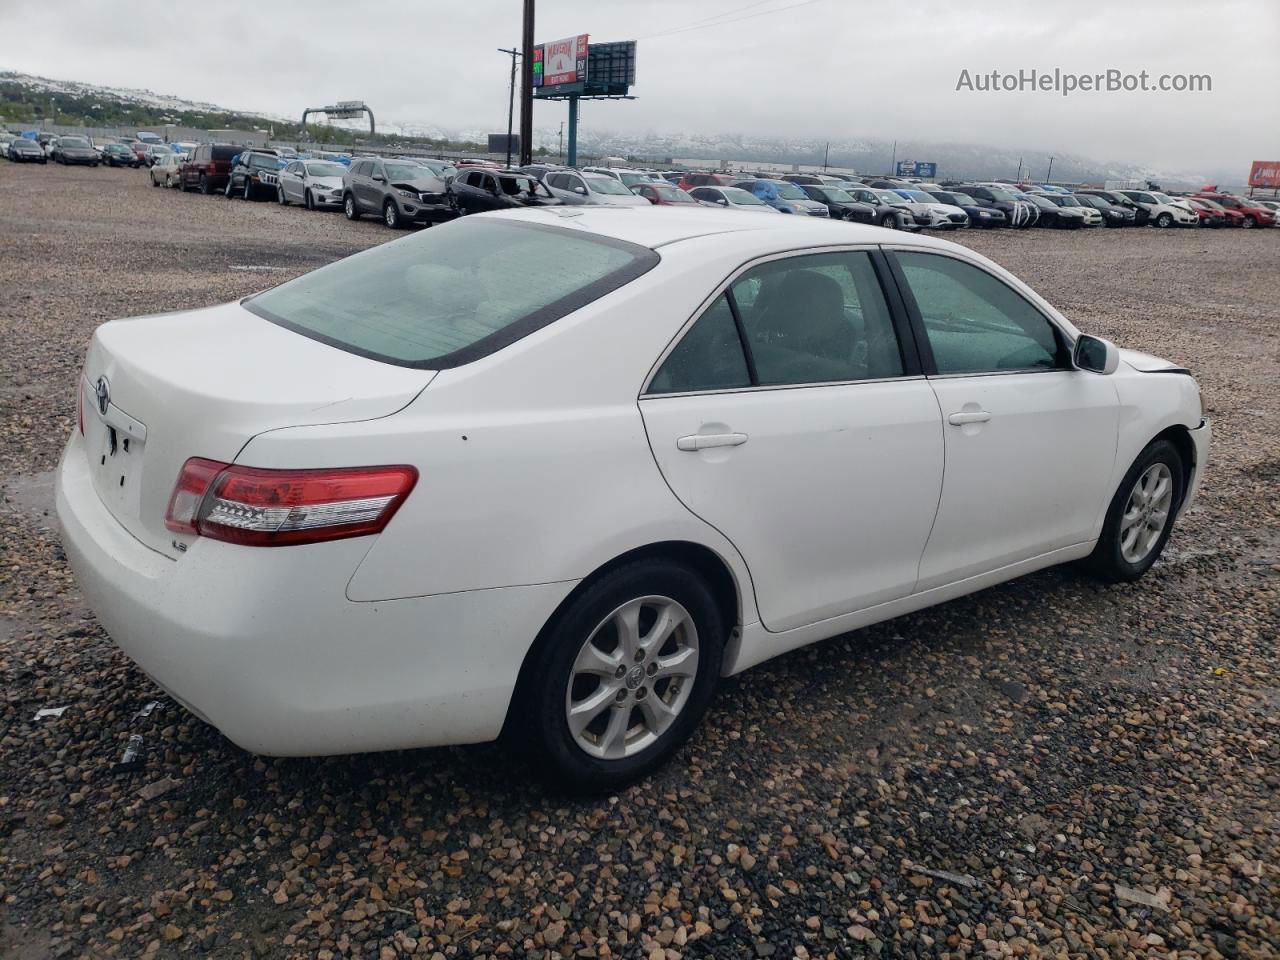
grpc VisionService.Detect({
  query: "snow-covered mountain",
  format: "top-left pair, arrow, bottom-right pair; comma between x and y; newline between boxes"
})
2,70 -> 1223,186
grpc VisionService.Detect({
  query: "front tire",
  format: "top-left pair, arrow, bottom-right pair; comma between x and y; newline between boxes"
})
277,185 -> 288,205
1156,212 -> 1173,228
1242,215 -> 1256,229
304,189 -> 314,210
383,200 -> 402,229
511,559 -> 725,793
344,193 -> 360,220
243,179 -> 252,200
880,213 -> 897,229
1088,439 -> 1184,582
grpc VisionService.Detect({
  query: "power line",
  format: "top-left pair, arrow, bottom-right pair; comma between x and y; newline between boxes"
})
648,0 -> 782,35
636,0 -> 826,41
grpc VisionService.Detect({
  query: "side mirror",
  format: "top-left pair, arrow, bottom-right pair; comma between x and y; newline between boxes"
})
573,185 -> 587,195
1074,335 -> 1119,375
372,175 -> 385,183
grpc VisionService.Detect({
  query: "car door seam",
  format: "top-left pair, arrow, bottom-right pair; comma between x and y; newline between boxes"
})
914,382 -> 949,595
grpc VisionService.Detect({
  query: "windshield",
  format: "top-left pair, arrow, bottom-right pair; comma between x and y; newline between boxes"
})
421,161 -> 456,179
873,189 -> 908,205
247,154 -> 277,169
1152,192 -> 1175,203
385,162 -> 428,181
723,187 -> 765,205
773,183 -> 808,200
904,191 -> 934,203
823,188 -> 854,202
652,185 -> 697,203
586,177 -> 632,196
246,220 -> 656,367
306,162 -> 346,178
985,187 -> 1020,202
61,137 -> 90,148
933,192 -> 965,205
617,172 -> 650,187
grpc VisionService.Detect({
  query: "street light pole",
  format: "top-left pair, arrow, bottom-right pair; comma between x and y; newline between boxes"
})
519,0 -> 535,166
498,47 -> 519,167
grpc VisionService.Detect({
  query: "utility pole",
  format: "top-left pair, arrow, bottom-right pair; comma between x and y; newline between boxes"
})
1045,155 -> 1055,183
890,140 -> 896,176
823,141 -> 830,171
519,0 -> 535,166
558,121 -> 564,163
498,47 -> 519,167
1016,156 -> 1023,182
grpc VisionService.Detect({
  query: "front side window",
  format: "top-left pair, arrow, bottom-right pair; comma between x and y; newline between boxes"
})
896,252 -> 1066,375
245,220 -> 658,369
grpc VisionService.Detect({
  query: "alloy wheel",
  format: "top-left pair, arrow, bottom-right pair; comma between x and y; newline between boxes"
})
1119,463 -> 1174,564
564,596 -> 699,760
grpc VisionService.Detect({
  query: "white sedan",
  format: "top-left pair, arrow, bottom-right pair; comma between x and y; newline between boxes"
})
56,209 -> 1209,792
276,159 -> 348,209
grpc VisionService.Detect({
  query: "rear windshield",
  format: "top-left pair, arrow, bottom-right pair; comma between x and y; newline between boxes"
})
212,145 -> 240,161
244,219 -> 659,368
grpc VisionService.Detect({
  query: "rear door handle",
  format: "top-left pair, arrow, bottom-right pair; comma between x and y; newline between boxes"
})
947,410 -> 991,426
677,432 -> 748,451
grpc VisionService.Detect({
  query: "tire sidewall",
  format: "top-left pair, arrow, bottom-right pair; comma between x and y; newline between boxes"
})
1091,439 -> 1185,581
518,560 -> 725,793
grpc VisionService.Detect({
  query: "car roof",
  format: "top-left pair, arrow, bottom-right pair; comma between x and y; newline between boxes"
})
475,206 -> 959,254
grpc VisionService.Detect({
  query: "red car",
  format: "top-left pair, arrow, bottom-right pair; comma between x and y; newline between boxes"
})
631,182 -> 706,206
1184,198 -> 1230,227
675,171 -> 738,192
1191,191 -> 1276,229
178,143 -> 241,195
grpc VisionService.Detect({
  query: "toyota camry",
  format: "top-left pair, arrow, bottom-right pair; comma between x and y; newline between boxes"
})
57,208 -> 1209,792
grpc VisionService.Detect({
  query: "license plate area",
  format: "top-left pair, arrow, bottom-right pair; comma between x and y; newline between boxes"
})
82,382 -> 148,520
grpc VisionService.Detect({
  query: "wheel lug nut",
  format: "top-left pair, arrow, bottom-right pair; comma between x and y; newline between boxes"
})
636,686 -> 647,699
615,689 -> 627,703
634,649 -> 645,662
615,665 -> 626,679
647,662 -> 657,676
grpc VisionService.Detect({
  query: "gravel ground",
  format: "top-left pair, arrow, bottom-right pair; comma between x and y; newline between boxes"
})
0,162 -> 1276,960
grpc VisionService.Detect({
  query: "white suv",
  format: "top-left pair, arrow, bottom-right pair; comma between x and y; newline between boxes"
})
1117,190 -> 1198,228
543,170 -> 650,207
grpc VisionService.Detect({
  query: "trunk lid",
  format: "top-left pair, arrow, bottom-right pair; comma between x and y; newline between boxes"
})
79,301 -> 434,558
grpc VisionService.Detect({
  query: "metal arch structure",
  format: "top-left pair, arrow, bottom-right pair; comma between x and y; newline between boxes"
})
301,102 -> 376,138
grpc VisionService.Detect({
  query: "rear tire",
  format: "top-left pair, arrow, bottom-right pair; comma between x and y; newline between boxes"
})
1087,439 -> 1184,582
509,558 -> 725,794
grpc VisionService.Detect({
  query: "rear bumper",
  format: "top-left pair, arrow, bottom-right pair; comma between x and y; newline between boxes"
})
55,433 -> 577,756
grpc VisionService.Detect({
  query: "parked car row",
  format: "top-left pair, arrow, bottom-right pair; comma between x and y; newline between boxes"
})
10,133 -> 1275,234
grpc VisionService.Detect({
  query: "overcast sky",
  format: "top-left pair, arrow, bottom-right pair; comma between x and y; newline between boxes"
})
3,0 -> 1276,176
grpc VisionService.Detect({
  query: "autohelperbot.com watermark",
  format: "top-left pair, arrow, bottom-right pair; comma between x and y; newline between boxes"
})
955,68 -> 1211,96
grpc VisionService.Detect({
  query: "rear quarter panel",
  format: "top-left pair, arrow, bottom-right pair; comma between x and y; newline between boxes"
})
234,236 -> 767,625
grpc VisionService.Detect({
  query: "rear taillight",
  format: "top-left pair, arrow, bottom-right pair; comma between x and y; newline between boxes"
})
165,459 -> 417,547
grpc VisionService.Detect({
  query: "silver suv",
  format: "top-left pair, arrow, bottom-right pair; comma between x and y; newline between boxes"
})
543,170 -> 649,206
342,157 -> 454,229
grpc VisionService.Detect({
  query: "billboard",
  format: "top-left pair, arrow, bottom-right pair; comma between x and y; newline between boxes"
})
896,160 -> 936,177
488,133 -> 520,155
1248,160 -> 1280,189
534,34 -> 589,89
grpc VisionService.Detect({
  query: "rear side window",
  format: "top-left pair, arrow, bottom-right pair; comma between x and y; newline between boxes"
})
648,295 -> 750,394
245,220 -> 659,369
212,145 -> 238,161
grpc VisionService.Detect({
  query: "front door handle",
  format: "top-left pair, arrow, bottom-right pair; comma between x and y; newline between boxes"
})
677,432 -> 748,451
947,410 -> 991,426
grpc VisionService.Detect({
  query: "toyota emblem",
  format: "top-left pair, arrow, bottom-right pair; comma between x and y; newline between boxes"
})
95,376 -> 110,416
